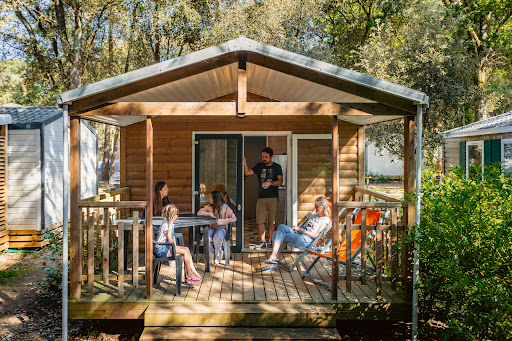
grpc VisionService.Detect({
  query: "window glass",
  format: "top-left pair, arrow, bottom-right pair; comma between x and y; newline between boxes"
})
503,142 -> 512,173
467,143 -> 483,178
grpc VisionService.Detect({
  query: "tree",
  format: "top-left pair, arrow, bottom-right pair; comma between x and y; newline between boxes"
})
443,0 -> 512,121
355,0 -> 477,158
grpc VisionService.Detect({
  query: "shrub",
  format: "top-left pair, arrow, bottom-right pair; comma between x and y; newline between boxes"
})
413,164 -> 512,340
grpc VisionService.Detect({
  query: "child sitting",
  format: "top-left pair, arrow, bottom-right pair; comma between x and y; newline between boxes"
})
155,204 -> 202,283
197,190 -> 237,264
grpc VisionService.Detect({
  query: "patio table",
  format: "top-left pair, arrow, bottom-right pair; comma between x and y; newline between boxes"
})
115,214 -> 218,272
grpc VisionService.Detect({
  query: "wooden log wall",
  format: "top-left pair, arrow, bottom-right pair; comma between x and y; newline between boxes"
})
124,116 -> 360,214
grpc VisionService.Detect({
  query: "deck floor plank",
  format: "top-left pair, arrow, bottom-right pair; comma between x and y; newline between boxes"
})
209,261 -> 225,302
220,253 -> 234,301
287,253 -> 316,302
260,253 -> 279,301
302,254 -> 343,302
269,254 -> 290,302
242,253 -> 255,301
231,253 -> 244,301
277,253 -> 302,301
251,253 -> 266,301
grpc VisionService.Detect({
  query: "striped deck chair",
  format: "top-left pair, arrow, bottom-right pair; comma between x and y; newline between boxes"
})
301,208 -> 385,291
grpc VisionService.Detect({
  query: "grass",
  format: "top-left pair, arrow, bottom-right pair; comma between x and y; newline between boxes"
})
0,269 -> 18,284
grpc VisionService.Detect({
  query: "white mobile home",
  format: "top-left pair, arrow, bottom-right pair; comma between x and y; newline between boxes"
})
0,105 -> 98,248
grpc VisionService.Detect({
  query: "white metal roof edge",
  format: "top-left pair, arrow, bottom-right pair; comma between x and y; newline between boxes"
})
58,36 -> 429,106
0,114 -> 12,125
442,126 -> 512,138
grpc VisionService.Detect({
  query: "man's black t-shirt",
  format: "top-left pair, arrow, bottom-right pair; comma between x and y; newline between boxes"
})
251,162 -> 283,199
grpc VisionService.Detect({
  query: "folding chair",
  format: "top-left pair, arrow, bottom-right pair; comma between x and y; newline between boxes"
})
302,208 -> 386,291
275,204 -> 342,272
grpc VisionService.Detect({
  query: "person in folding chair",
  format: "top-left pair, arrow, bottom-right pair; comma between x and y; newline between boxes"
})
262,196 -> 331,271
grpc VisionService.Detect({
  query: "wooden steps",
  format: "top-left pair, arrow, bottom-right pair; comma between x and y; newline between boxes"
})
144,302 -> 337,327
141,303 -> 341,340
140,327 -> 341,341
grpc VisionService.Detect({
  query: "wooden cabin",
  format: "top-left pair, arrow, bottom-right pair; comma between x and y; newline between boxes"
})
443,110 -> 512,176
0,105 -> 98,248
59,37 -> 428,339
0,112 -> 12,252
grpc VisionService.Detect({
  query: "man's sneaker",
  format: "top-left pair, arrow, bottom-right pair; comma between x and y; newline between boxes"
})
250,241 -> 267,250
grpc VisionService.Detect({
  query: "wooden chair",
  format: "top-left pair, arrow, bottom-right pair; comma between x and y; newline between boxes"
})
301,208 -> 386,291
152,229 -> 184,296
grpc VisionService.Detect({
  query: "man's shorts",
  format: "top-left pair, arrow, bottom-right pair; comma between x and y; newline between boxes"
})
256,198 -> 279,225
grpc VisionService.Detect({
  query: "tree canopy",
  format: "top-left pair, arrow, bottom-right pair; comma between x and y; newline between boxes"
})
0,0 -> 511,157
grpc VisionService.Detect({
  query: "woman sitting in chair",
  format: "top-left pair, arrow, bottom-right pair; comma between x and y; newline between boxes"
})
197,190 -> 237,264
155,204 -> 202,283
142,181 -> 171,218
263,196 -> 331,271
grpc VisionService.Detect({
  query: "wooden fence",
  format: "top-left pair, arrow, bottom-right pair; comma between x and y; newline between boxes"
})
78,187 -> 148,298
337,186 -> 411,299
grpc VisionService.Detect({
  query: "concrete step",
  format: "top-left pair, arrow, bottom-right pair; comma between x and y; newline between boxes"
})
139,327 -> 341,341
144,303 -> 336,327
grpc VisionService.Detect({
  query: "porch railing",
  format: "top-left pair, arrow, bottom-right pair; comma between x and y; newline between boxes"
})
78,187 -> 147,298
335,186 -> 411,300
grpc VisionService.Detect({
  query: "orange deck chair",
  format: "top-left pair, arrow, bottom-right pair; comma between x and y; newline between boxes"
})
301,208 -> 384,291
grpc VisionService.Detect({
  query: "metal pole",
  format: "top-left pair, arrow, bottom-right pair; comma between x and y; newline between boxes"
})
412,104 -> 423,340
62,104 -> 69,341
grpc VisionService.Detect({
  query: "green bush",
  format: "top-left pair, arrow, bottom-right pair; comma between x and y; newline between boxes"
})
413,164 -> 512,340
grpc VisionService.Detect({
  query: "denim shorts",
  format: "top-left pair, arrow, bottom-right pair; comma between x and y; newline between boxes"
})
154,244 -> 170,258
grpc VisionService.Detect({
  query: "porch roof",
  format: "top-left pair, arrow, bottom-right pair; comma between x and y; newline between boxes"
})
58,36 -> 428,127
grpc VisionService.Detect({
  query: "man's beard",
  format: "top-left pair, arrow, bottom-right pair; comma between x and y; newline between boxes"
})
263,160 -> 269,165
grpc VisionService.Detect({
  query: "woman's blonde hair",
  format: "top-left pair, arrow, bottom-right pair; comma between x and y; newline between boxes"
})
315,196 -> 331,217
162,204 -> 179,223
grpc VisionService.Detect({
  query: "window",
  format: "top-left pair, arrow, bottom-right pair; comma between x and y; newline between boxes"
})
466,141 -> 484,178
501,138 -> 512,173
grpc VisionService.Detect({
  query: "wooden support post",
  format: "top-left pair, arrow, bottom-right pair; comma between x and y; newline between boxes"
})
237,53 -> 247,117
118,222 -> 124,298
133,211 -> 139,287
87,212 -> 95,293
331,115 -> 339,300
70,117 -> 81,300
376,221 -> 383,300
146,117 -> 153,298
345,215 -> 352,293
120,127 -> 127,217
403,115 -> 416,300
390,209 -> 398,290
357,125 -> 365,200
103,208 -> 110,285
360,208 -> 367,285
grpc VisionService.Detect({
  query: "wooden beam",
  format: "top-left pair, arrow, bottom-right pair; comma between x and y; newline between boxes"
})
237,53 -> 247,116
82,102 -> 236,116
120,127 -> 127,189
146,117 -> 154,298
403,115 -> 415,300
70,117 -> 81,300
78,102 -> 409,117
357,126 -> 365,190
331,116 -> 339,301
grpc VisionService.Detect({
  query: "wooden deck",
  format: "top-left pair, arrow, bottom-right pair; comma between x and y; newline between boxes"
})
70,251 -> 410,321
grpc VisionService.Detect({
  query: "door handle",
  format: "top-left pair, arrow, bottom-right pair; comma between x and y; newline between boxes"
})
237,204 -> 241,211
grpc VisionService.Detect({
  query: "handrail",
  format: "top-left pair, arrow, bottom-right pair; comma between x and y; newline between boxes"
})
78,201 -> 146,208
338,201 -> 407,208
354,185 -> 401,202
80,187 -> 131,203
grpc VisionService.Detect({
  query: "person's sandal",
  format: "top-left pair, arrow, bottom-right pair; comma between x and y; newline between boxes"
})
264,258 -> 278,264
185,273 -> 202,283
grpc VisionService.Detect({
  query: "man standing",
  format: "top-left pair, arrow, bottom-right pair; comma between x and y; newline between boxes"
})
243,147 -> 283,249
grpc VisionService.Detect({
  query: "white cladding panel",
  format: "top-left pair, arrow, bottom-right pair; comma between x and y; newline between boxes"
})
367,142 -> 403,177
81,122 -> 98,199
7,129 -> 41,230
44,118 -> 99,228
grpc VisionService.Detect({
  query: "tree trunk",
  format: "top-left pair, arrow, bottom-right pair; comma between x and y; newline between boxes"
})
69,7 -> 83,89
101,126 -> 112,181
110,128 -> 120,177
